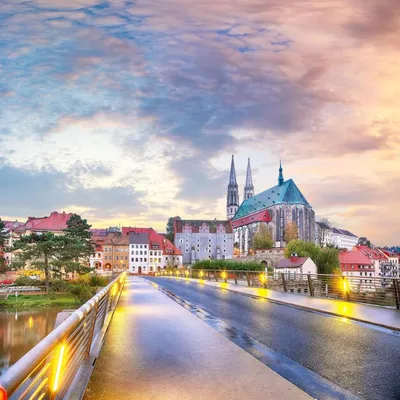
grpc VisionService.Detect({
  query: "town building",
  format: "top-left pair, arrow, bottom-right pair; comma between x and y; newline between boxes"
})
315,222 -> 358,250
174,219 -> 234,264
339,250 -> 375,291
229,157 -> 315,254
102,233 -> 130,272
275,256 -> 317,276
13,211 -> 74,237
353,246 -> 399,279
124,227 -> 182,274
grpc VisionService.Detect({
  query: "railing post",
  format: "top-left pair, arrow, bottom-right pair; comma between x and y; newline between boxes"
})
234,273 -> 238,285
393,279 -> 400,310
245,272 -> 250,287
215,271 -> 218,282
281,273 -> 288,292
207,271 -> 211,281
307,274 -> 314,296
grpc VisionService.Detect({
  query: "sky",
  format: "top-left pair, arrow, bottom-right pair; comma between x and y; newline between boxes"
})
0,0 -> 399,245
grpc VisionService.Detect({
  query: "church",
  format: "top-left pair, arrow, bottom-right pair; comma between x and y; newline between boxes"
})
227,156 -> 315,254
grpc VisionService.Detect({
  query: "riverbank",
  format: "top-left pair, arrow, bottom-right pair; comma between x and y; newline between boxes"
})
0,294 -> 79,308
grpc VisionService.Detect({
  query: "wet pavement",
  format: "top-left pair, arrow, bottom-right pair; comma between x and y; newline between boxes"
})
146,276 -> 400,400
170,277 -> 400,330
83,277 -> 310,400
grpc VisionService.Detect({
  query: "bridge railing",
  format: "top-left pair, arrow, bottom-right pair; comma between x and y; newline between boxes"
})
0,272 -> 126,400
158,269 -> 400,309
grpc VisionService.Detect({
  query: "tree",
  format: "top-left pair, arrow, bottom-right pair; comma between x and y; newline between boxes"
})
166,216 -> 181,243
358,237 -> 371,247
0,219 -> 6,273
59,214 -> 95,276
252,223 -> 274,251
285,239 -> 339,274
284,221 -> 298,243
316,218 -> 331,247
12,232 -> 64,292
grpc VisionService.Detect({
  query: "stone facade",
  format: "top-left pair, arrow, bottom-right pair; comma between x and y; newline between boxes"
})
174,220 -> 234,264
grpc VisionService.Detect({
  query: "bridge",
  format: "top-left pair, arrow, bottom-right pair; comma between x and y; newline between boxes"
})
1,272 -> 399,400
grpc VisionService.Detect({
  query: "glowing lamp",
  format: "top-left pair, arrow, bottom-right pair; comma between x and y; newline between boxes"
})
199,271 -> 204,278
185,270 -> 189,276
0,387 -> 7,400
221,272 -> 227,280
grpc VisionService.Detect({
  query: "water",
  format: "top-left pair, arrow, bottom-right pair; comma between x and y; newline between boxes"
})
0,308 -> 66,376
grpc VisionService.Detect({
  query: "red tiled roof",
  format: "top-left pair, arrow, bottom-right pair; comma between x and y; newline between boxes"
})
353,245 -> 385,261
339,251 -> 373,266
277,257 -> 309,268
377,248 -> 398,258
14,212 -> 73,233
123,227 -> 182,256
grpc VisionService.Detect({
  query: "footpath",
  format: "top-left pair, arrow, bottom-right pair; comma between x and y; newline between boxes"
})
170,277 -> 400,331
84,277 -> 311,400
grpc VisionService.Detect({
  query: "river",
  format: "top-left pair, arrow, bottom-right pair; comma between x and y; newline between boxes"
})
0,308 -> 67,376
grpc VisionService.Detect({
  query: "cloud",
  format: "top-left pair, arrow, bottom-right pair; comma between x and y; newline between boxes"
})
0,164 -> 146,217
0,0 -> 399,243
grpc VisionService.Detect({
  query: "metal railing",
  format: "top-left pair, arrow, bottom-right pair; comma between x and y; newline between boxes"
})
157,269 -> 400,309
0,272 -> 126,400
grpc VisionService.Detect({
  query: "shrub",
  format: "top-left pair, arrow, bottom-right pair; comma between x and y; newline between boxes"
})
14,276 -> 36,286
89,275 -> 109,287
68,284 -> 95,303
192,260 -> 264,271
50,279 -> 69,292
76,273 -> 91,285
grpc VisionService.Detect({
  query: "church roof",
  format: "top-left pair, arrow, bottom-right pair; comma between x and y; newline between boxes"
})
232,179 -> 311,220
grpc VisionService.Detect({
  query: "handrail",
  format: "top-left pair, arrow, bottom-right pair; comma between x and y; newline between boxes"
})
0,272 -> 126,400
158,269 -> 400,309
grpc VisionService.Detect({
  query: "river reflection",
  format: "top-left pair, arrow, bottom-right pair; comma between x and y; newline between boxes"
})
0,308 -> 67,376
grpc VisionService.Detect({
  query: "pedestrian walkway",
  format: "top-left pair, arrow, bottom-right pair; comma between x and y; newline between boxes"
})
172,277 -> 400,331
83,277 -> 310,400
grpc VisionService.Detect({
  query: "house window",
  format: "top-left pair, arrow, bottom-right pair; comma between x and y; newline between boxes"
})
136,258 -> 138,262
116,256 -> 119,260
131,258 -> 134,262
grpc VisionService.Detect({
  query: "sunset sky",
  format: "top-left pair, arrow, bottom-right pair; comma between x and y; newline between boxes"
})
0,0 -> 399,245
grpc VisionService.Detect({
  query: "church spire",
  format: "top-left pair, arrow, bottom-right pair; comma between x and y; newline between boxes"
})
244,158 -> 254,200
229,154 -> 237,184
227,155 -> 239,219
278,159 -> 284,186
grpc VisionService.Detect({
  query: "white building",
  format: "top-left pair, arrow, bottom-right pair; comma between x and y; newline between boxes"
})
174,219 -> 234,264
275,256 -> 317,276
127,228 -> 183,274
315,222 -> 358,251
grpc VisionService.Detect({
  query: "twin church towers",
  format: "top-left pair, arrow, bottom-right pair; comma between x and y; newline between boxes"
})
226,155 -> 255,220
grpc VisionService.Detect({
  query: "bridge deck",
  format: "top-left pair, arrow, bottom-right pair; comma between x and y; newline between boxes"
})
84,277 -> 310,400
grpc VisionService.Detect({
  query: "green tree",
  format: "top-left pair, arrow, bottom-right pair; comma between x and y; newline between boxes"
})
12,232 -> 64,292
358,237 -> 371,247
166,216 -> 181,243
252,223 -> 274,250
59,214 -> 95,276
285,239 -> 339,274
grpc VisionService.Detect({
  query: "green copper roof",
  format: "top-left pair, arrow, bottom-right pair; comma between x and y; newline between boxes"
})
232,179 -> 311,220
